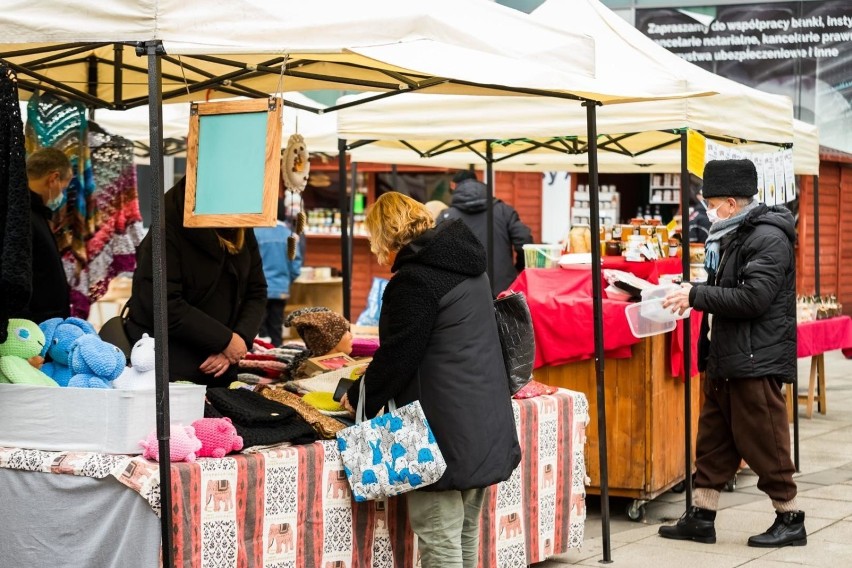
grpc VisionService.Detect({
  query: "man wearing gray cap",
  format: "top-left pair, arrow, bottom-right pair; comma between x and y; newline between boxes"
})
660,159 -> 805,548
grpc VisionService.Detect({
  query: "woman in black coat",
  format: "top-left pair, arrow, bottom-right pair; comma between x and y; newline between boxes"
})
342,192 -> 520,568
126,177 -> 267,388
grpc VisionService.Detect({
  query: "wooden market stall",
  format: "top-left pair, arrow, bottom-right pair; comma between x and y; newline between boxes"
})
514,260 -> 701,521
534,333 -> 700,520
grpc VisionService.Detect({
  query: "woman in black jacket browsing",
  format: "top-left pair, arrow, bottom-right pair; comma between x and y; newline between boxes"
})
342,191 -> 520,568
125,177 -> 267,388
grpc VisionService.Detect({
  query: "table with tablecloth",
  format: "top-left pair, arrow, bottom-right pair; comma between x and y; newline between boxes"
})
510,259 -> 695,374
0,389 -> 588,568
791,316 -> 852,418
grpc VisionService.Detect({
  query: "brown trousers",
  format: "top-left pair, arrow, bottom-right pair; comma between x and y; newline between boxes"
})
694,376 -> 797,503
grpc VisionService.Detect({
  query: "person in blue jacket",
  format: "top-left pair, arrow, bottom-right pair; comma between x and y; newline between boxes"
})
255,201 -> 303,346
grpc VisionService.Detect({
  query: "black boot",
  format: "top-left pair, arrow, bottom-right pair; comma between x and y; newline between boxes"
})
748,511 -> 807,548
658,506 -> 716,544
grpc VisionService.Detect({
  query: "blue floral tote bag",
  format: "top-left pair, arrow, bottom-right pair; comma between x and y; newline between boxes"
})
336,379 -> 446,502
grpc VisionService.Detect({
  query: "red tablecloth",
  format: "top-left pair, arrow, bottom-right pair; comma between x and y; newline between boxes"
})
510,260 -> 685,368
797,316 -> 852,358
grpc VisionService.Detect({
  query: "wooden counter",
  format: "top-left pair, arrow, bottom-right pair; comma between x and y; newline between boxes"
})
533,332 -> 700,515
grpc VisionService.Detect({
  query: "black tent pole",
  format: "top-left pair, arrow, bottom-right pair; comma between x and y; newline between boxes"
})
813,175 -> 820,296
485,142 -> 495,288
338,139 -> 351,320
583,100 -> 611,563
680,130 -> 693,510
138,39 -> 174,568
348,161 -> 357,293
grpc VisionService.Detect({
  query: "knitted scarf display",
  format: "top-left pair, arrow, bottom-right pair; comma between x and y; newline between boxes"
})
704,199 -> 760,277
81,123 -> 143,310
0,64 -> 30,343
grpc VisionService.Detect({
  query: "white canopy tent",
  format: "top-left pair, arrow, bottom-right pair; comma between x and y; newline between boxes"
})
336,0 -> 793,158
2,1 -> 716,564
0,0 -> 708,108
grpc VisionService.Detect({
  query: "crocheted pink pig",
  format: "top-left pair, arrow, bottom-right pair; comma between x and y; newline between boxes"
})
192,417 -> 244,458
139,424 -> 202,462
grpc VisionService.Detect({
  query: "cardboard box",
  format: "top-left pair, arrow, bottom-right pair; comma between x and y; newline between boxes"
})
0,383 -> 206,454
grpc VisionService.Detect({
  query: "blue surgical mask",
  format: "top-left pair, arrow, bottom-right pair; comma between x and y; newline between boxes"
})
46,190 -> 65,211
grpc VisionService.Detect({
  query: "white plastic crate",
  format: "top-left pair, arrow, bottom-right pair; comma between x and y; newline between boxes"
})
0,383 -> 205,454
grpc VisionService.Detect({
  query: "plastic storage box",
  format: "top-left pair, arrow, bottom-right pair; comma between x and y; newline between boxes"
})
625,300 -> 678,338
0,383 -> 206,454
523,244 -> 562,268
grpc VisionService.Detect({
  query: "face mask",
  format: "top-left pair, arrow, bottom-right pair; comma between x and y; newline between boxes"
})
45,176 -> 67,211
706,202 -> 729,224
46,189 -> 65,211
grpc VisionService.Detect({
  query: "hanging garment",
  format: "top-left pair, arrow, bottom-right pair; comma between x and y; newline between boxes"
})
0,64 -> 31,342
81,122 -> 143,309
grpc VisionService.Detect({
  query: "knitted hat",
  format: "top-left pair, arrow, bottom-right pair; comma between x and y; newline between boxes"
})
702,159 -> 758,199
285,307 -> 349,355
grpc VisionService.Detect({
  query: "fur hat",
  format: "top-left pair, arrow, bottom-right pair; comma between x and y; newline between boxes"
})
702,159 -> 758,199
285,307 -> 349,355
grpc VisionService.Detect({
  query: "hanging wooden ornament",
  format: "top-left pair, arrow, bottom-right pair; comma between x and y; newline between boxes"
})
282,133 -> 310,193
287,234 -> 298,261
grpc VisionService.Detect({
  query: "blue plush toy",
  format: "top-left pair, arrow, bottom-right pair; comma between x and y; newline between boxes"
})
67,334 -> 127,389
39,317 -> 97,387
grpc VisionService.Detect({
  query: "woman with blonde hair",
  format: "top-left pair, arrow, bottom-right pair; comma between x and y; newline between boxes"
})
342,191 -> 520,568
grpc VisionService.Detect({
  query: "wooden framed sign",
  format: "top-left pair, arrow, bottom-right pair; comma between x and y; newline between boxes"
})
184,98 -> 282,228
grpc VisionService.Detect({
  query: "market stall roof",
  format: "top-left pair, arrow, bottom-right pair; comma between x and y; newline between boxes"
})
336,0 -> 793,157
348,120 -> 818,176
349,120 -> 820,175
63,93 -> 340,158
0,0 -> 711,109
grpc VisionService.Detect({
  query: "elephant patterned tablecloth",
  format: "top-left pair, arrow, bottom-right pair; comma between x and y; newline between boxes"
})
0,389 -> 588,568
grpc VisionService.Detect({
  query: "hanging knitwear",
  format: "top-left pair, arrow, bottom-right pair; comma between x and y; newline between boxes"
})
82,122 -> 144,306
25,91 -> 95,318
0,64 -> 30,342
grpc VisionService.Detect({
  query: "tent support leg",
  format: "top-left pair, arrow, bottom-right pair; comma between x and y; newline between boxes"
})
338,139 -> 351,321
139,39 -> 173,568
348,161 -> 357,307
813,175 -> 820,296
584,100 -> 611,563
485,142 -> 495,289
680,131 -> 693,511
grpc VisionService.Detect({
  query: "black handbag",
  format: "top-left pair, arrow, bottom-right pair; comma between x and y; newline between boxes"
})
494,291 -> 535,395
98,304 -> 133,363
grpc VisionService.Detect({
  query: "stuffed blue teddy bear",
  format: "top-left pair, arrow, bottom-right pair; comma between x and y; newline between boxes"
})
39,317 -> 97,387
67,334 -> 127,389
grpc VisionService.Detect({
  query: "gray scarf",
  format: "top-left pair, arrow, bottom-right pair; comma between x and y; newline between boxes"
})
704,199 -> 760,274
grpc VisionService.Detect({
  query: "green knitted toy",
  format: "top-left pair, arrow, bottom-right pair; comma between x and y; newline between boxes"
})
0,319 -> 59,387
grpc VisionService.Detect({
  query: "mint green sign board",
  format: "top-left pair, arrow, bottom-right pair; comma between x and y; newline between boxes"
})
194,112 -> 267,215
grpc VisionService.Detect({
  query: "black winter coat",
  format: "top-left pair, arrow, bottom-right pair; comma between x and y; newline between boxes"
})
13,192 -> 70,324
437,179 -> 532,296
347,219 -> 521,491
689,205 -> 797,382
126,179 -> 267,387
